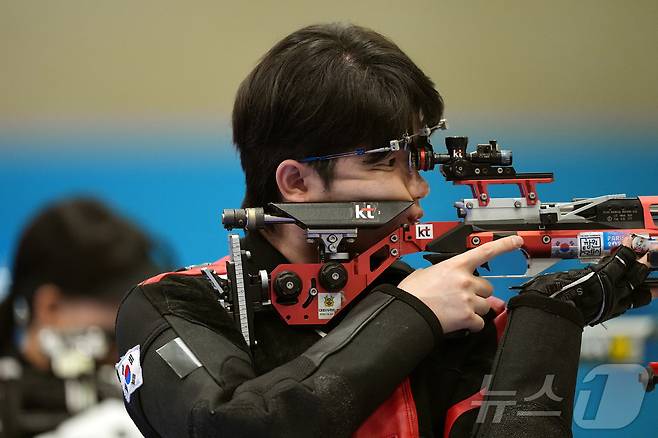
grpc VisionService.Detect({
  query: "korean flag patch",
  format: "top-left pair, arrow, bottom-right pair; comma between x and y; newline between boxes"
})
115,345 -> 143,403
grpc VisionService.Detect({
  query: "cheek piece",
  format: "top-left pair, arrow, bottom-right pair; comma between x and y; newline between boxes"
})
514,245 -> 652,326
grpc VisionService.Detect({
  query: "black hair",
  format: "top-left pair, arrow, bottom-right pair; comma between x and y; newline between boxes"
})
0,197 -> 168,353
233,23 -> 444,208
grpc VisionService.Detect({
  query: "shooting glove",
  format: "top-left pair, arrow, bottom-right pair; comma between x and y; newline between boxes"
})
518,246 -> 651,326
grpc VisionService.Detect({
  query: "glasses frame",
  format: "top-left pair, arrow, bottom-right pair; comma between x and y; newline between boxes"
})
298,119 -> 448,165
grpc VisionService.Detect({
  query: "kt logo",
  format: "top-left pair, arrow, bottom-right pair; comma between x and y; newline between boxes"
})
355,204 -> 376,219
415,224 -> 433,240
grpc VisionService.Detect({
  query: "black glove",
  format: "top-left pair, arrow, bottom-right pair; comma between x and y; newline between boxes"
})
517,246 -> 651,326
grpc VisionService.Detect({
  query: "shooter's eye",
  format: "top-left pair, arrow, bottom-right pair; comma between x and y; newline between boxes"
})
364,150 -> 395,166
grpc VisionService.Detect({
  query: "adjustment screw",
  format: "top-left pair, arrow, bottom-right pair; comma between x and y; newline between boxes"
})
528,192 -> 537,200
390,248 -> 399,257
480,193 -> 488,201
390,234 -> 399,243
542,235 -> 551,244
274,271 -> 303,299
514,200 -> 522,208
466,202 -> 474,209
318,262 -> 348,292
497,167 -> 504,174
472,236 -> 481,245
327,234 -> 338,243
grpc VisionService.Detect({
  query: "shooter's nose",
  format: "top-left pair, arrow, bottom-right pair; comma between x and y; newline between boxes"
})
408,171 -> 429,201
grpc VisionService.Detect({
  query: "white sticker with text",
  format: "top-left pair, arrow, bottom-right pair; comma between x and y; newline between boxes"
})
415,224 -> 434,240
318,292 -> 342,319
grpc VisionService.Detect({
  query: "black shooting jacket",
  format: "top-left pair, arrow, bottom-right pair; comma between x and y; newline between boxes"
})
115,231 -> 500,438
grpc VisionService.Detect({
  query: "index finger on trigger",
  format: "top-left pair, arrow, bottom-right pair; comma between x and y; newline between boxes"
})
454,235 -> 524,271
472,276 -> 494,298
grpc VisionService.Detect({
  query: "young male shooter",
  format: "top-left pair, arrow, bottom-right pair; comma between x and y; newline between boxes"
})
115,24 -> 655,437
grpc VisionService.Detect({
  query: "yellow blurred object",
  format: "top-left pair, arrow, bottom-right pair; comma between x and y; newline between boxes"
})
608,335 -> 633,362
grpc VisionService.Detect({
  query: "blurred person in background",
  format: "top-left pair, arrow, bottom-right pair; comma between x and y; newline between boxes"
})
0,197 -> 170,438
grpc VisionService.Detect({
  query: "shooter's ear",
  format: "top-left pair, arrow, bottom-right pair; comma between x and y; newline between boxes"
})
275,160 -> 325,202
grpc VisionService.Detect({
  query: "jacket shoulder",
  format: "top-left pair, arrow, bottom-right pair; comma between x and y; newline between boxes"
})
140,256 -> 229,286
118,256 -> 246,351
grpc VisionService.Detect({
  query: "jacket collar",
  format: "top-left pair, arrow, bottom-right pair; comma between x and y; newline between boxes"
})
242,230 -> 290,274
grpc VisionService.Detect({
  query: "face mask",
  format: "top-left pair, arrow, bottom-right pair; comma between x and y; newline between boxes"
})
38,326 -> 110,379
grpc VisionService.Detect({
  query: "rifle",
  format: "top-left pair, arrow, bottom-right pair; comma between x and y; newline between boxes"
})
219,136 -> 658,390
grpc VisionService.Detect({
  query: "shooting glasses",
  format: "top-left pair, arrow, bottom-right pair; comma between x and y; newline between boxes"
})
299,119 -> 449,172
